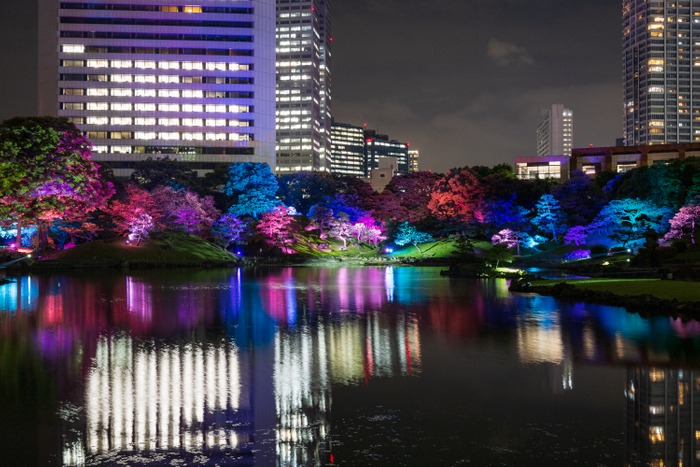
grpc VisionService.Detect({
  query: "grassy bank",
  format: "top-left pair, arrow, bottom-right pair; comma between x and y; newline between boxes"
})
50,233 -> 235,264
530,278 -> 700,302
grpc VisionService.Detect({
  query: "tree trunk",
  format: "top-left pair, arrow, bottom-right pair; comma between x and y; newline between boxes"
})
551,223 -> 559,245
693,220 -> 696,245
338,236 -> 347,250
414,242 -> 423,254
36,219 -> 49,252
15,219 -> 22,248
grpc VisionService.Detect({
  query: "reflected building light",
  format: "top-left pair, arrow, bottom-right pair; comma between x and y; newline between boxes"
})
62,440 -> 86,467
76,336 -> 244,462
285,277 -> 297,326
385,267 -> 395,303
516,318 -> 564,364
328,321 -> 364,385
583,326 -> 597,361
126,277 -> 153,322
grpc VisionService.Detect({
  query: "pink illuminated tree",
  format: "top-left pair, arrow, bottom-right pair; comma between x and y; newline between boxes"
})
328,213 -> 353,250
491,229 -> 521,250
127,213 -> 155,246
350,214 -> 388,248
107,183 -> 165,236
257,205 -> 294,252
664,205 -> 700,244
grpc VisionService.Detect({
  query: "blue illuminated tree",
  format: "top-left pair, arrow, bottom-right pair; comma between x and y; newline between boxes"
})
592,198 -> 673,247
212,214 -> 249,247
531,194 -> 567,244
224,162 -> 279,218
394,222 -> 434,254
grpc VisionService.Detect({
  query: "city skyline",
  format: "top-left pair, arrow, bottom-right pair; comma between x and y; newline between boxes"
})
1,1 -> 621,173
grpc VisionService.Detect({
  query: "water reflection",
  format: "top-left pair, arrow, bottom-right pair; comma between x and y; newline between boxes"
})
1,267 -> 700,465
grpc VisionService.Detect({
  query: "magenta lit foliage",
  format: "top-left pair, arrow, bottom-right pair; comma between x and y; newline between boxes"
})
256,205 -> 294,252
664,205 -> 700,244
351,214 -> 388,247
157,187 -> 220,236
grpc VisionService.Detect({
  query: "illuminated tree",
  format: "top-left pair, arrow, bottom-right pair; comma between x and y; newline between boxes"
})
664,205 -> 700,244
306,204 -> 335,238
127,213 -> 154,246
531,194 -> 567,244
394,222 -> 434,254
323,194 -> 366,222
277,171 -> 337,215
428,168 -> 482,222
224,162 -> 279,218
256,206 -> 294,252
491,229 -> 522,253
327,213 -> 353,250
382,171 -> 441,223
212,214 -> 249,247
350,214 -> 388,248
160,187 -> 219,236
0,116 -> 114,250
564,226 -> 588,246
552,170 -> 605,226
592,198 -> 673,247
106,183 -> 165,235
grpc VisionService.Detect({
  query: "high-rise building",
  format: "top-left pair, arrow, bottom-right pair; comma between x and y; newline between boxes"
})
330,122 -> 364,176
408,149 -> 419,172
275,0 -> 332,173
623,1 -> 700,145
38,0 -> 277,179
364,129 -> 409,177
536,104 -> 573,157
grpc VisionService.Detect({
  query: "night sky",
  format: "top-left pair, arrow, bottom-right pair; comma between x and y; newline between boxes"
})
0,0 -> 622,172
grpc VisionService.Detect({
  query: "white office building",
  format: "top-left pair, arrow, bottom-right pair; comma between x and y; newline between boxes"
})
38,0 -> 277,178
275,0 -> 332,173
536,104 -> 573,157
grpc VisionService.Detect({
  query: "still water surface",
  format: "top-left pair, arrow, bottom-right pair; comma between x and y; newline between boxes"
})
0,267 -> 698,466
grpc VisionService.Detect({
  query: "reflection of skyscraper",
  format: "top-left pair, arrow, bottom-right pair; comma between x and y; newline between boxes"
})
624,366 -> 700,466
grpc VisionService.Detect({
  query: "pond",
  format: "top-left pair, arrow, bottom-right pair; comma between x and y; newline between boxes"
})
0,267 -> 697,466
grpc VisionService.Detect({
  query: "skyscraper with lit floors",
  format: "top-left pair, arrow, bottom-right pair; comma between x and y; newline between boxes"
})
536,104 -> 573,157
275,0 -> 332,173
623,0 -> 700,145
38,0 -> 277,178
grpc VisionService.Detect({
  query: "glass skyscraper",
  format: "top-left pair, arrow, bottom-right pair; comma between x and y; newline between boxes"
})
623,0 -> 700,145
38,0 -> 277,178
275,0 -> 332,173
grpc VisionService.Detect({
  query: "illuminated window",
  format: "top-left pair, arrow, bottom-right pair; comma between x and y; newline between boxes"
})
649,369 -> 665,381
228,119 -> 239,126
206,133 -> 226,140
182,104 -> 203,112
648,59 -> 665,65
134,89 -> 156,97
111,117 -> 132,125
161,6 -> 178,12
111,60 -> 132,68
158,90 -> 179,98
182,118 -> 203,126
62,44 -> 84,53
158,118 -> 179,126
206,105 -> 226,113
206,62 -> 227,71
158,132 -> 179,140
134,61 -> 156,69
62,60 -> 84,67
158,75 -> 179,83
206,119 -> 226,127
649,86 -> 664,93
87,102 -> 108,110
87,60 -> 108,68
158,104 -> 179,112
111,74 -> 132,83
110,88 -> 132,97
229,133 -> 241,141
182,90 -> 203,98
86,117 -> 108,125
134,75 -> 156,83
111,146 -> 132,154
158,61 -> 179,69
182,61 -> 203,70
92,146 -> 108,153
182,132 -> 203,140
229,105 -> 250,113
183,6 -> 202,13
87,88 -> 108,96
134,103 -> 156,111
135,132 -> 156,140
134,118 -> 155,125
111,103 -> 132,111
62,88 -> 84,95
650,427 -> 665,443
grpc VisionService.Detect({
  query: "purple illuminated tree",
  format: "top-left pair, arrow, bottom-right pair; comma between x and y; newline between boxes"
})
394,222 -> 434,254
664,205 -> 700,244
491,229 -> 522,254
257,206 -> 294,252
159,187 -> 220,236
350,214 -> 388,248
531,194 -> 567,244
212,214 -> 249,247
564,226 -> 588,246
0,116 -> 114,251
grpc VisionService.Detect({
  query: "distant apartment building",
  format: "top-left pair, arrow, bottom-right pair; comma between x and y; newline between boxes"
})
275,0 -> 331,173
623,0 -> 700,146
329,122 -> 364,176
362,156 -> 397,192
408,149 -> 419,172
38,0 -> 277,178
363,129 -> 409,177
536,104 -> 573,157
571,142 -> 700,176
514,155 -> 570,181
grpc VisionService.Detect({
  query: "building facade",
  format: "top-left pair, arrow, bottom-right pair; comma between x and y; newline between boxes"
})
572,142 -> 700,176
536,104 -> 573,157
38,0 -> 277,179
623,0 -> 700,146
408,149 -> 419,172
363,129 -> 408,177
514,155 -> 570,181
329,122 -> 364,176
275,0 -> 331,173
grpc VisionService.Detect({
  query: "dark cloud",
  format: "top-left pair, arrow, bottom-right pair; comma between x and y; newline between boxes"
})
332,0 -> 622,172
